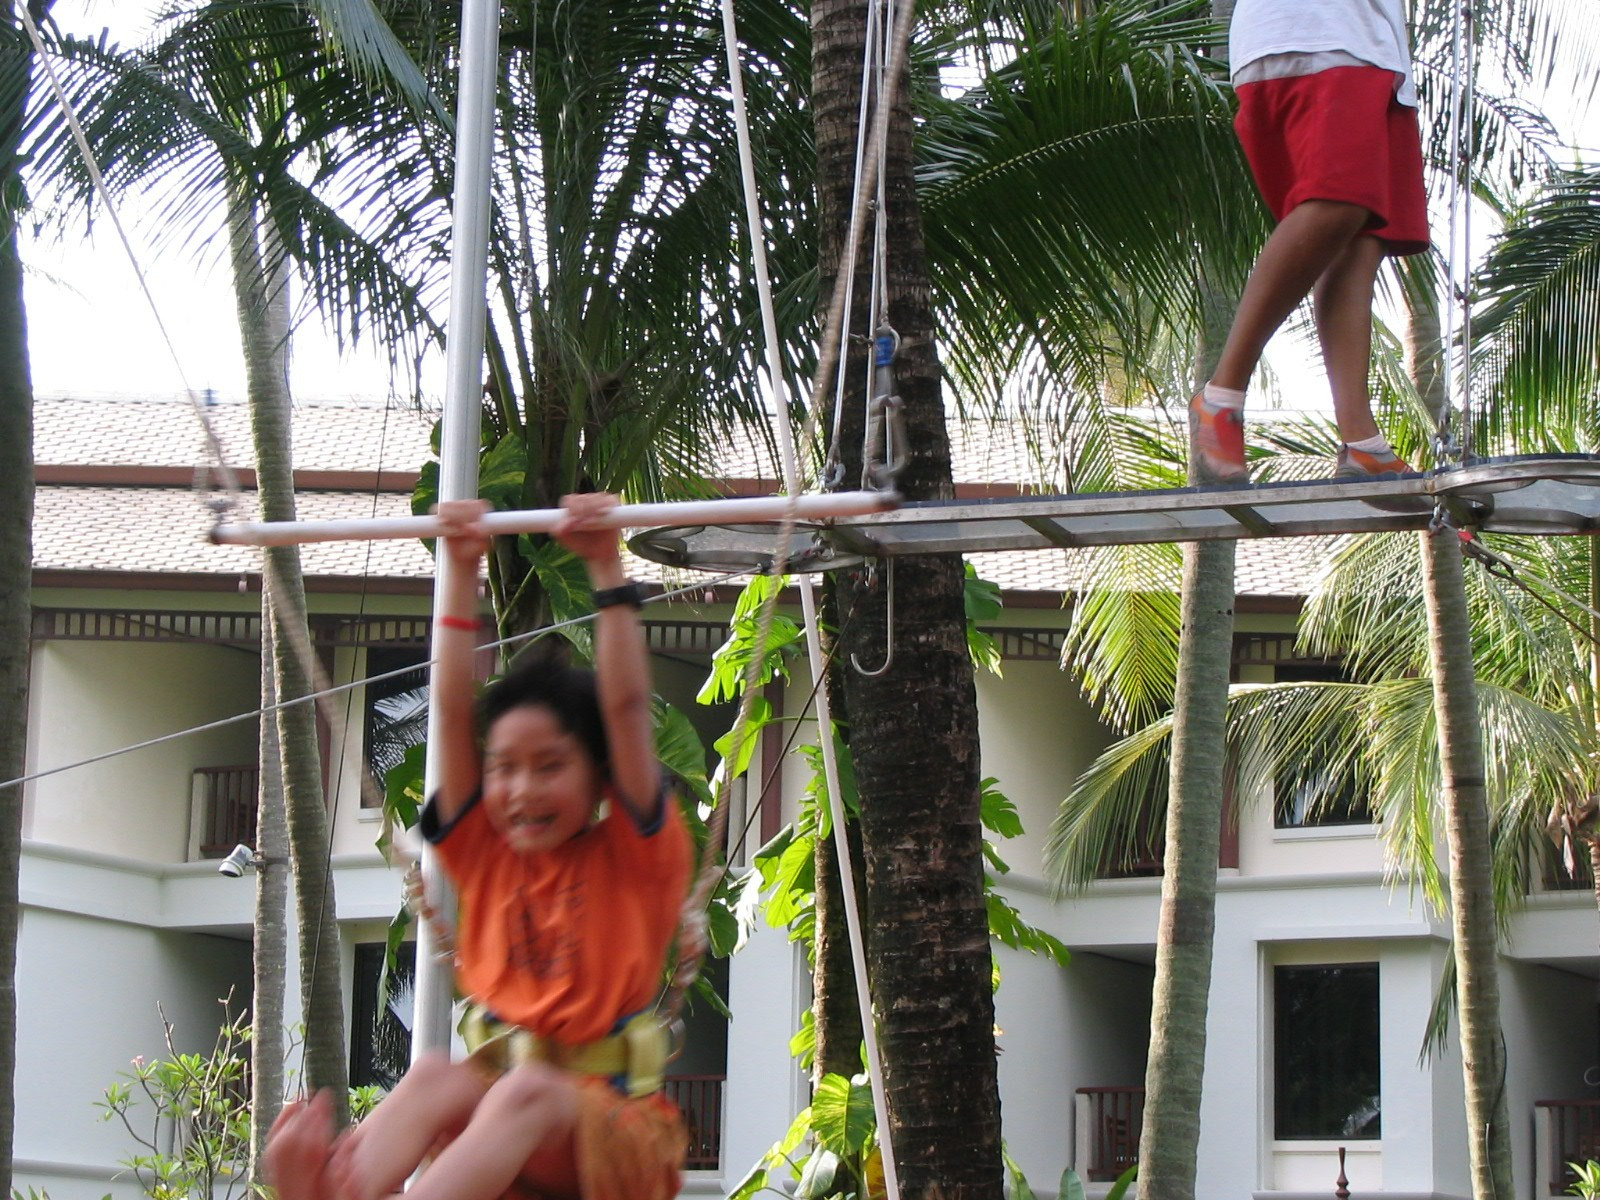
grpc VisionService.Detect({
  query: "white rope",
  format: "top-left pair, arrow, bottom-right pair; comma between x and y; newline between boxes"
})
817,0 -> 918,492
720,2 -> 901,1196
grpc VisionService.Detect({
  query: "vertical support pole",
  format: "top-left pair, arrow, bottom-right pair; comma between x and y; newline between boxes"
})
411,0 -> 502,1063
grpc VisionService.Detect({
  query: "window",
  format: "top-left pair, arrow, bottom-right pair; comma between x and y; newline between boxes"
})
364,646 -> 430,805
1273,662 -> 1373,828
350,941 -> 416,1090
1274,963 -> 1381,1140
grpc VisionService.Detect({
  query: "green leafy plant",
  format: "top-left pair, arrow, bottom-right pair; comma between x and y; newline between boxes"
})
89,1000 -> 383,1200
97,1002 -> 258,1200
1005,1151 -> 1137,1200
728,1073 -> 881,1200
1569,1159 -> 1600,1198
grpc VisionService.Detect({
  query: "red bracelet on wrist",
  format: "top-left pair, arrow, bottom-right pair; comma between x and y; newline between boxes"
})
435,615 -> 481,632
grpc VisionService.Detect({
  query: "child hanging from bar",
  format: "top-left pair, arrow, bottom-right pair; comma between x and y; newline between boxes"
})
264,493 -> 692,1200
1188,0 -> 1429,485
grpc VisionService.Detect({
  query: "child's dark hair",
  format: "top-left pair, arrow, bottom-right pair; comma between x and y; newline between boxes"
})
478,651 -> 609,773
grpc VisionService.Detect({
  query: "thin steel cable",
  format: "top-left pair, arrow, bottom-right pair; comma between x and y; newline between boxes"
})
17,4 -> 246,506
0,572 -> 756,795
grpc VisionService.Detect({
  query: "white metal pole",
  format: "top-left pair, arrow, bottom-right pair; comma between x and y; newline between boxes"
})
412,0 -> 502,1064
210,491 -> 897,546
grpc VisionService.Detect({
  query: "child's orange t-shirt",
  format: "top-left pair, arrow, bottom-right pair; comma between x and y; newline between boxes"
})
422,792 -> 692,1046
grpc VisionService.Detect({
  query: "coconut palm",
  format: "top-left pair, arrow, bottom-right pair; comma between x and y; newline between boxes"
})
1040,2 -> 1593,1194
0,4 -> 38,1191
18,0 -> 450,1124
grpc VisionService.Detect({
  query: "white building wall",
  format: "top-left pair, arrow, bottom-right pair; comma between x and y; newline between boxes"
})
15,885 -> 250,1197
976,658 -> 1111,882
25,639 -> 259,861
1502,958 -> 1598,1200
704,922 -> 808,1195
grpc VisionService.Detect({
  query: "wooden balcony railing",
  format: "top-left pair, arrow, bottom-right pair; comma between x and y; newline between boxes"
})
195,766 -> 259,858
663,1074 -> 724,1170
1076,1086 -> 1143,1182
1537,1099 -> 1600,1196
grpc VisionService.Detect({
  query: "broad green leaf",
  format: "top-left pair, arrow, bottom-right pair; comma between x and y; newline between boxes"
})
1002,1145 -> 1037,1200
713,696 -> 775,781
525,540 -> 594,629
764,832 -> 817,930
477,433 -> 529,511
1107,1162 -> 1139,1200
811,1073 -> 876,1157
795,1148 -> 840,1200
655,701 -> 712,808
1058,1167 -> 1088,1200
981,777 -> 1025,838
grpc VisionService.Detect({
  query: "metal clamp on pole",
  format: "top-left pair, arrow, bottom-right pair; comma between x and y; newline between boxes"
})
862,325 -> 906,491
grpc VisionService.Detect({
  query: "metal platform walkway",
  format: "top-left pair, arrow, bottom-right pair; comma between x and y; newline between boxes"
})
629,455 -> 1600,574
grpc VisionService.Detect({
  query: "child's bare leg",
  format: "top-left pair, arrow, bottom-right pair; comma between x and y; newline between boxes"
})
1312,233 -> 1387,442
263,1091 -> 336,1200
1210,199 -> 1373,392
402,1062 -> 581,1200
328,1053 -> 488,1200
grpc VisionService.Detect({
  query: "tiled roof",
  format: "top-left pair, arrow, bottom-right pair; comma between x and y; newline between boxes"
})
35,394 -> 438,476
32,394 -> 1326,598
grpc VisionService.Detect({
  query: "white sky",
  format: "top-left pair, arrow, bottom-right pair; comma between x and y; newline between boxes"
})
20,0 -> 1600,408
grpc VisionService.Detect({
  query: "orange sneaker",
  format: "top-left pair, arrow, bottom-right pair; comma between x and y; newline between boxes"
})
1188,392 -> 1247,484
1334,445 -> 1413,479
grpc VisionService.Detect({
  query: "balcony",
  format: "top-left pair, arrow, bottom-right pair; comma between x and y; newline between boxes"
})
193,766 -> 259,859
1536,1099 -> 1600,1198
664,1074 -> 724,1170
1075,1086 -> 1143,1182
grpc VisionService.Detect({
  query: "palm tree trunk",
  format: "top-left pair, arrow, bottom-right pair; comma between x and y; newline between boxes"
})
1406,273 -> 1513,1200
0,3 -> 39,1192
1135,264 -> 1238,1200
812,778 -> 866,1080
228,186 -> 350,1124
812,2 -> 1001,1196
249,605 -> 290,1182
813,595 -> 865,1081
1137,539 -> 1235,1199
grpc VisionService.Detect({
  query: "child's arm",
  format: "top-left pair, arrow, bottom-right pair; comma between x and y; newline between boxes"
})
553,493 -> 663,822
429,499 -> 492,821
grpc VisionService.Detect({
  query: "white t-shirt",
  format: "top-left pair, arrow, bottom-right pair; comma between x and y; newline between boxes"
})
1229,0 -> 1416,107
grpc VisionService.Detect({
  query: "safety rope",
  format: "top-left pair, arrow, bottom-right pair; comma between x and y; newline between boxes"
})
699,4 -> 911,1197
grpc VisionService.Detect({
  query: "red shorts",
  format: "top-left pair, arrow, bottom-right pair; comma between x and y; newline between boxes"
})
1235,66 -> 1429,256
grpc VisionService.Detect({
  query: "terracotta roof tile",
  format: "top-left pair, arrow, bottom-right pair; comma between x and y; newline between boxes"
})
35,394 -> 438,475
32,395 -> 1327,597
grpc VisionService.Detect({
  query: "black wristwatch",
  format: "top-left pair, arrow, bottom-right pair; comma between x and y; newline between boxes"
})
592,580 -> 646,610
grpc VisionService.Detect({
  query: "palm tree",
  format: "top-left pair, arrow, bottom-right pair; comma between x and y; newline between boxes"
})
1045,4 -> 1590,1193
811,0 -> 1000,1187
1404,264 -> 1515,1197
807,2 -> 1262,1193
0,3 -> 42,1193
21,0 -> 446,1120
231,183 -> 351,1123
1474,165 -> 1600,901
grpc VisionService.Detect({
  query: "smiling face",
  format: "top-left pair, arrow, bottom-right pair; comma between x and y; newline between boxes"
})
481,703 -> 606,855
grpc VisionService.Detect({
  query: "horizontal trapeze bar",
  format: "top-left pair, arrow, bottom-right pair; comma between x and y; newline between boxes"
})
628,455 -> 1600,572
209,490 -> 900,548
